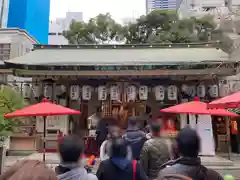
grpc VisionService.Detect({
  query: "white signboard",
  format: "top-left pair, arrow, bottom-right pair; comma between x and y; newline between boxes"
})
197,115 -> 215,156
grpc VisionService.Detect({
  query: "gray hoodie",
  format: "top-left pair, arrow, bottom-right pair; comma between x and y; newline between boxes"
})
58,167 -> 98,180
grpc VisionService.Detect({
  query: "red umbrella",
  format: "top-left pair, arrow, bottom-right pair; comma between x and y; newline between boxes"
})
160,101 -> 238,117
208,91 -> 240,109
4,98 -> 81,161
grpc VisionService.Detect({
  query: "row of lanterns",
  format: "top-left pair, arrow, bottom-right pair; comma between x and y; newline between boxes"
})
18,83 -> 223,101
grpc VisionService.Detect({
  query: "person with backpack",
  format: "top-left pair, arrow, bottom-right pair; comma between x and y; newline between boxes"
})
157,127 -> 223,180
55,135 -> 98,180
123,116 -> 147,160
96,137 -> 148,180
140,121 -> 176,180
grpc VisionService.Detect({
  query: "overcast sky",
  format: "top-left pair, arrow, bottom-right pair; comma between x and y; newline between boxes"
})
50,0 -> 146,22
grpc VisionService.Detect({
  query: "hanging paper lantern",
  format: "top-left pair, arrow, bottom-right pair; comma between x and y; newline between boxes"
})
32,83 -> 40,98
196,85 -> 206,98
154,85 -> 165,101
127,85 -> 137,101
181,84 -> 189,93
98,86 -> 107,101
110,85 -> 120,101
22,83 -> 31,98
209,85 -> 219,97
82,85 -> 92,100
70,85 -> 80,100
187,86 -> 196,97
139,85 -> 148,100
43,84 -> 53,99
167,85 -> 178,100
220,84 -> 229,97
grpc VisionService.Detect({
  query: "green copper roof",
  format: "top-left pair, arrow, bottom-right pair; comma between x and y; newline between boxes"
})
6,46 -> 229,66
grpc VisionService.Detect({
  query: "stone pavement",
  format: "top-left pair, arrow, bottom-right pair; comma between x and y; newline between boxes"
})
3,153 -> 240,178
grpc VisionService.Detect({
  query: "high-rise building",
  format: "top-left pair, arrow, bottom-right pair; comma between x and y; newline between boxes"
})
0,0 -> 9,28
7,0 -> 50,44
48,11 -> 83,45
146,0 -> 177,14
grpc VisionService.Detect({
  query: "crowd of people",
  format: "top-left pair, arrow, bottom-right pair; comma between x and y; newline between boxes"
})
0,116 -> 230,180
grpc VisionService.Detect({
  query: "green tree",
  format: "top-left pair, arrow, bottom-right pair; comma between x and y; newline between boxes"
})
193,15 -> 217,41
122,10 -> 218,44
0,85 -> 28,141
64,13 -> 124,44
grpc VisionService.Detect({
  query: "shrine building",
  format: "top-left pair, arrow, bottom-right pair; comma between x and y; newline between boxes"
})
4,42 -> 238,153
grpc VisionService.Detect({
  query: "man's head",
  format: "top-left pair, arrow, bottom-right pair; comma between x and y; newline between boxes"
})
58,135 -> 83,163
128,116 -> 138,126
109,137 -> 127,158
150,121 -> 161,136
176,127 -> 200,158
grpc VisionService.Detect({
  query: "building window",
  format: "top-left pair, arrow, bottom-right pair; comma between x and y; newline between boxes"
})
48,33 -> 57,35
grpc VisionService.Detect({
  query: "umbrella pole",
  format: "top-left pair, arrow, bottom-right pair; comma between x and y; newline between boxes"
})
43,116 -> 46,162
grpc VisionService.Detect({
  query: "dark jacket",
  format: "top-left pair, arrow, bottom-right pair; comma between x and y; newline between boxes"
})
158,157 -> 223,180
96,158 -> 148,180
140,137 -> 172,179
123,127 -> 146,160
96,120 -> 108,145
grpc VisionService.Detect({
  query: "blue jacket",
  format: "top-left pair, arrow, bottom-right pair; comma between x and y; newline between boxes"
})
123,127 -> 146,160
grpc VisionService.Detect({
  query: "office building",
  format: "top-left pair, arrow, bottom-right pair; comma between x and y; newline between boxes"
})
7,0 -> 50,44
0,0 -> 9,28
146,0 -> 177,14
48,11 -> 83,45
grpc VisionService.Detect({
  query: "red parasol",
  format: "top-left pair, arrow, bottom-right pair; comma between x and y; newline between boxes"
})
208,91 -> 240,109
4,98 -> 81,161
160,101 -> 238,117
4,98 -> 80,118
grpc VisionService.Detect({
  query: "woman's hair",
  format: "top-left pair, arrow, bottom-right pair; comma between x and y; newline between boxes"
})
108,125 -> 121,139
0,160 -> 57,180
109,137 -> 127,158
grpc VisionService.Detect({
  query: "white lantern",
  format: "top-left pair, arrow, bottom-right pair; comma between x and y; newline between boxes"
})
209,85 -> 219,97
82,85 -> 92,100
55,84 -> 63,96
167,85 -> 178,100
110,85 -> 120,101
181,84 -> 189,93
23,83 -> 31,98
220,84 -> 229,97
127,85 -> 137,101
155,85 -> 165,101
186,86 -> 196,97
70,85 -> 80,100
43,84 -> 53,99
32,83 -> 40,98
98,86 -> 107,101
139,85 -> 148,100
197,85 -> 206,98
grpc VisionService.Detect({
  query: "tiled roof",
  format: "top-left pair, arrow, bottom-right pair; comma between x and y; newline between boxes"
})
6,47 -> 229,66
